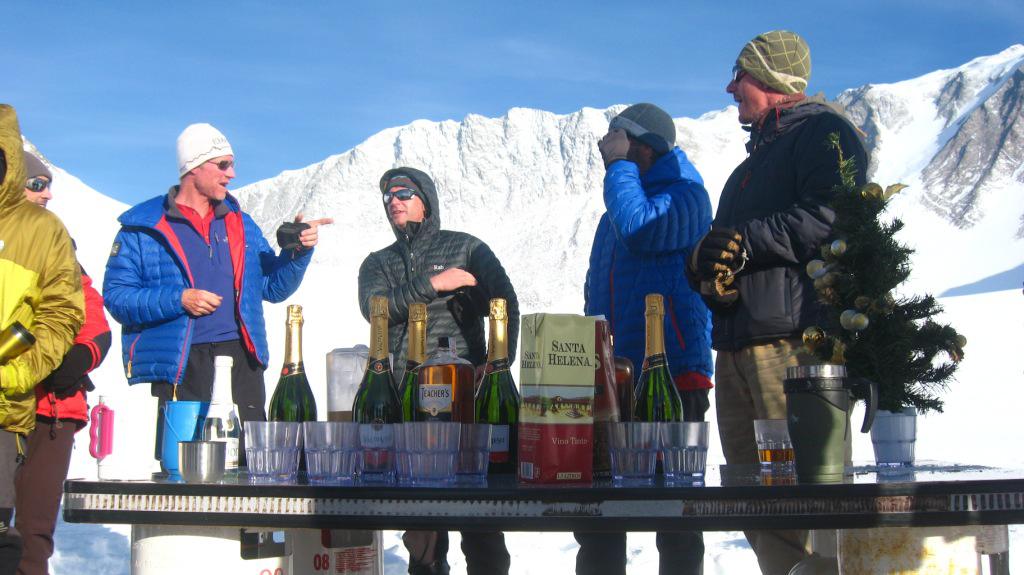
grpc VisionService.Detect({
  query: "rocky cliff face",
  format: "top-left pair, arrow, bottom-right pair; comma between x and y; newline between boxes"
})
841,46 -> 1024,235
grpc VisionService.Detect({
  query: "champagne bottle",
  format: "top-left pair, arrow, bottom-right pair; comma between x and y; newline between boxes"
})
269,305 -> 318,422
633,294 -> 683,422
475,298 -> 520,474
202,355 -> 241,471
416,336 -> 474,422
398,303 -> 427,422
352,295 -> 402,424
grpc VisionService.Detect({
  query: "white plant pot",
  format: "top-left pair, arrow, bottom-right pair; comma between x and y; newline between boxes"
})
869,408 -> 917,467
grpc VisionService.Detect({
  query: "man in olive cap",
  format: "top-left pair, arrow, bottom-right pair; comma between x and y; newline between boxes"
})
580,103 -> 713,575
687,30 -> 869,575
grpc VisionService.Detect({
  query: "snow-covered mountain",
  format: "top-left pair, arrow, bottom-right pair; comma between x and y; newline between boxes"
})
29,45 -> 1024,574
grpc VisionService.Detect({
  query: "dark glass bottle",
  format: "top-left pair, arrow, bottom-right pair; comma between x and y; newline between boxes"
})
398,303 -> 427,422
475,298 -> 520,475
269,305 -> 318,422
632,294 -> 683,422
352,295 -> 402,424
614,353 -> 635,423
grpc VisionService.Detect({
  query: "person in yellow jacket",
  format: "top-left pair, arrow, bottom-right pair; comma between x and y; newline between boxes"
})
0,105 -> 84,575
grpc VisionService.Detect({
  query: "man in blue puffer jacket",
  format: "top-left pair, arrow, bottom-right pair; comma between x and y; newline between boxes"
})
103,123 -> 332,446
577,103 -> 713,575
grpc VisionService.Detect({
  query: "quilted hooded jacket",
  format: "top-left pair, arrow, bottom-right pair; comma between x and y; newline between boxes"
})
103,188 -> 312,386
710,95 -> 868,351
357,167 -> 519,382
584,147 -> 714,386
0,104 -> 85,434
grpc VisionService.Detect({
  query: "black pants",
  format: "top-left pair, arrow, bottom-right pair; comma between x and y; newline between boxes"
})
574,531 -> 704,575
575,389 -> 710,575
152,340 -> 267,461
0,431 -> 25,575
404,530 -> 510,575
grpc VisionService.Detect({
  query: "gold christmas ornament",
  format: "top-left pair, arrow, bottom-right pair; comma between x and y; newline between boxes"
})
851,313 -> 869,331
854,296 -> 872,311
823,272 -> 838,287
883,184 -> 908,200
830,340 -> 847,365
813,278 -> 826,290
806,259 -> 827,279
802,326 -> 824,348
956,334 -> 967,348
861,183 -> 883,198
840,310 -> 858,330
830,239 -> 848,256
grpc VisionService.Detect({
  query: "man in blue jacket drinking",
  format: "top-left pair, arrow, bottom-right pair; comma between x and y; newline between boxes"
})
103,123 -> 332,446
579,103 -> 714,575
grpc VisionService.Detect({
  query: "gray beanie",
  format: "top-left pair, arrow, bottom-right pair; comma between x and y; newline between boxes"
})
736,30 -> 811,95
609,103 -> 675,154
24,152 -> 52,181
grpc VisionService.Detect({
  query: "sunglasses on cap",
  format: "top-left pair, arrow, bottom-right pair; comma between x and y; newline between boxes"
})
382,188 -> 417,204
731,66 -> 748,83
207,159 -> 235,171
26,177 -> 50,192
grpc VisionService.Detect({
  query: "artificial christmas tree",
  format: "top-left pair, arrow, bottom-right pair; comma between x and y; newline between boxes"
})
802,133 -> 967,414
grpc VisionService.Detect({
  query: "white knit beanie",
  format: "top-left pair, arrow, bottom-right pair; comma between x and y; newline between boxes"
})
176,123 -> 233,177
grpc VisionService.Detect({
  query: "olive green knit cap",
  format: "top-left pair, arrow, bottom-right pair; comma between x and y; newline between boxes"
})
736,30 -> 811,95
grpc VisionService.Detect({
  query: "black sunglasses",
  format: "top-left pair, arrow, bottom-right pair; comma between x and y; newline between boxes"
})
26,177 -> 50,192
382,188 -> 417,204
731,66 -> 747,83
207,159 -> 235,171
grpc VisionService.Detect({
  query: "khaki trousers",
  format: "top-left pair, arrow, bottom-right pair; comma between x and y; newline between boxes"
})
715,338 -> 814,575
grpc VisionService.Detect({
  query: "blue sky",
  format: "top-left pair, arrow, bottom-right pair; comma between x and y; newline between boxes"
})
5,0 -> 1022,206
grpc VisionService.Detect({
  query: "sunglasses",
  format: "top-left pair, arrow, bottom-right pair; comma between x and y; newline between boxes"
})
26,177 -> 50,192
731,66 -> 748,84
207,159 -> 235,171
382,188 -> 417,204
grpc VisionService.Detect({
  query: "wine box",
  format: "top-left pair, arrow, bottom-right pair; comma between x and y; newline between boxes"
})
517,313 -> 599,484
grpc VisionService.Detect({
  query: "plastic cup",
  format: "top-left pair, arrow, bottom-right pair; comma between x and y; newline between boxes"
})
456,423 -> 492,484
244,421 -> 303,484
303,421 -> 361,484
659,422 -> 710,483
358,423 -> 397,483
403,421 -> 461,486
607,422 -> 658,485
395,424 -> 411,484
754,419 -> 795,471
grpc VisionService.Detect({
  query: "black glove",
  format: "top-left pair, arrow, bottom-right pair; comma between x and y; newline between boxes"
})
448,286 -> 490,328
680,389 -> 711,422
690,226 -> 746,280
276,221 -> 311,251
42,344 -> 96,399
597,129 -> 630,168
697,271 -> 741,310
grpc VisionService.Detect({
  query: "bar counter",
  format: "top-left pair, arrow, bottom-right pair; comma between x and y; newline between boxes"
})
63,462 -> 1024,532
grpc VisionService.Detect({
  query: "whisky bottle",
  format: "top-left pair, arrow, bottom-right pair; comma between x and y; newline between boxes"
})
416,337 -> 475,422
475,298 -> 520,474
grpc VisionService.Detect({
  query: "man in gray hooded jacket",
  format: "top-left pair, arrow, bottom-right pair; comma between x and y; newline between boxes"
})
357,167 -> 518,575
